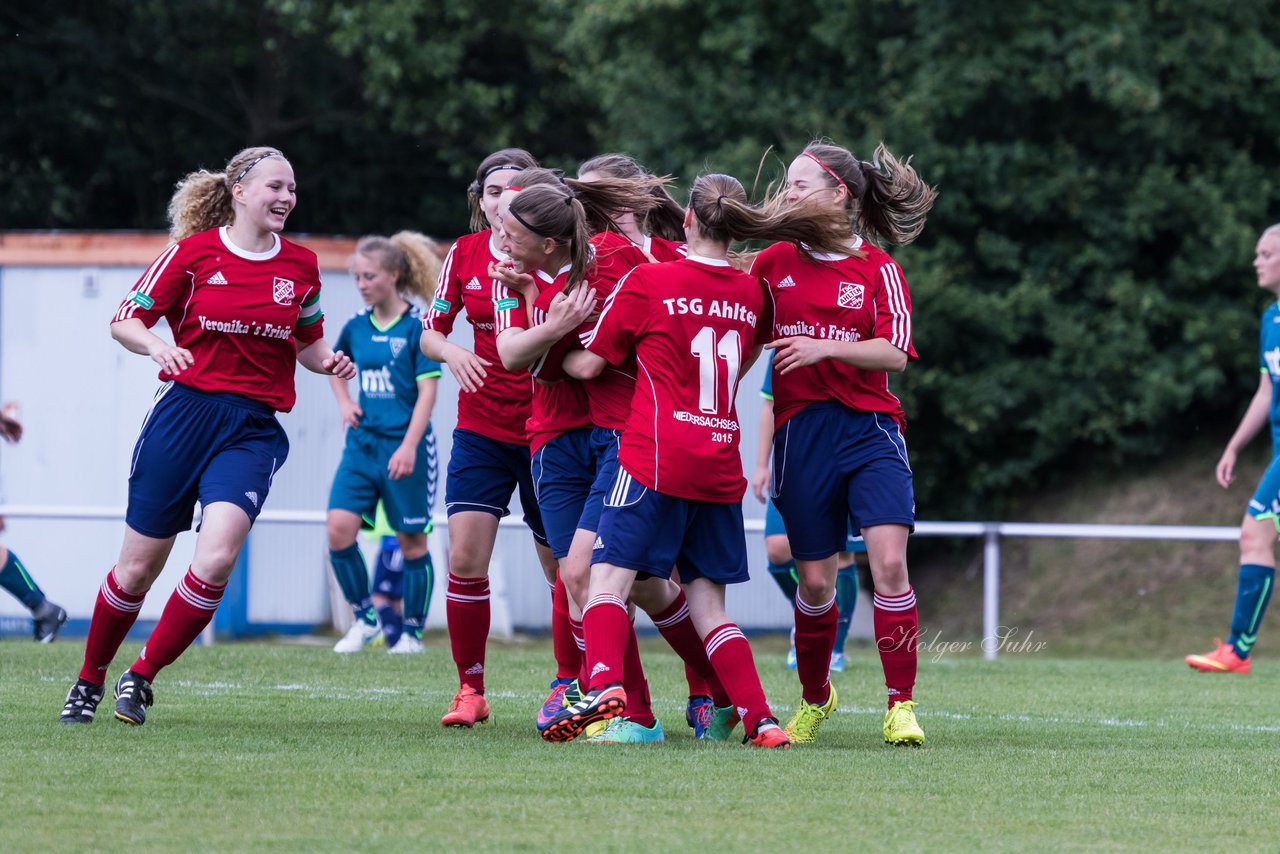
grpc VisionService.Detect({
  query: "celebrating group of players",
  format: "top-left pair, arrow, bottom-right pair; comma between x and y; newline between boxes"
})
59,138 -> 937,749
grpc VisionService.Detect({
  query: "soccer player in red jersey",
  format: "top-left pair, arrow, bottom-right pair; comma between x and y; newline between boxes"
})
542,173 -> 850,748
577,153 -> 687,262
420,149 -> 570,728
752,140 -> 936,745
59,147 -> 356,726
491,171 -> 729,743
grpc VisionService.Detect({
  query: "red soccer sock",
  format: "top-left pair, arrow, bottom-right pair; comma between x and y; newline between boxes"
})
551,574 -> 581,680
704,622 -> 773,736
795,592 -> 838,704
650,590 -> 730,706
874,587 -> 918,706
131,568 -> 225,682
582,593 -> 629,691
446,573 -> 490,693
570,616 -> 588,686
622,621 -> 655,728
79,567 -> 146,684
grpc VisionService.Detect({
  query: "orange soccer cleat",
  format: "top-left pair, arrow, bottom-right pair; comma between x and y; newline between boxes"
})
441,685 -> 492,727
746,719 -> 791,749
1185,639 -> 1250,674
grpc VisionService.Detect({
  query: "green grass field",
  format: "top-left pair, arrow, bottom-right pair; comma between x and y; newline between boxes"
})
2,634 -> 1275,852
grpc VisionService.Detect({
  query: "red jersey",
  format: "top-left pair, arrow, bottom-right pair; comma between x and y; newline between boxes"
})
496,264 -> 592,455
643,235 -> 687,262
112,226 -> 325,412
577,232 -> 649,430
752,238 -> 916,430
584,254 -> 771,503
424,229 -> 534,445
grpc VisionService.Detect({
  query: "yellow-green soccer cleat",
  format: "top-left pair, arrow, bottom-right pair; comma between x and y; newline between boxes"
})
883,700 -> 924,746
784,684 -> 838,744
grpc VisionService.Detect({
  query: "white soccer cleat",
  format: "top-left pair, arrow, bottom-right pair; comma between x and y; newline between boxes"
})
388,634 -> 424,654
333,621 -> 380,653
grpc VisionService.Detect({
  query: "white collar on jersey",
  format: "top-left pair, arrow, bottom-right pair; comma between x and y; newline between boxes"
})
536,262 -> 573,284
219,226 -> 281,261
802,234 -> 865,261
684,252 -> 731,267
488,232 -> 508,260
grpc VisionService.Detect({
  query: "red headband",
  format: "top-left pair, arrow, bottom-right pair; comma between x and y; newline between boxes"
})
504,185 -> 524,192
802,151 -> 848,192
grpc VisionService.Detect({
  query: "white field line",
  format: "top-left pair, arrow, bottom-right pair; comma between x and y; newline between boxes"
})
38,675 -> 1280,733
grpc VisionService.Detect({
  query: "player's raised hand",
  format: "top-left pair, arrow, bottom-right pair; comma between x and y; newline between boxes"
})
489,260 -> 536,296
766,336 -> 830,374
546,284 -> 597,335
443,342 -> 491,394
149,343 -> 195,376
324,350 -> 357,380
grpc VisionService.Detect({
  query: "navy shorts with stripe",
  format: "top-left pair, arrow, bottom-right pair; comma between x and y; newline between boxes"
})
445,427 -> 548,546
581,427 -> 622,537
328,428 -> 438,533
126,382 -> 289,539
771,402 -> 914,561
592,465 -> 749,585
531,428 -> 595,559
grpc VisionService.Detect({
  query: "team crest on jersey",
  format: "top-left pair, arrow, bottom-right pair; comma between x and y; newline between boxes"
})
389,337 -> 406,357
837,281 -> 864,309
272,277 -> 295,306
465,277 -> 483,291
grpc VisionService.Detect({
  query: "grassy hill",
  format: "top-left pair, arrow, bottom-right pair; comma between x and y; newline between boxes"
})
912,437 -> 1275,658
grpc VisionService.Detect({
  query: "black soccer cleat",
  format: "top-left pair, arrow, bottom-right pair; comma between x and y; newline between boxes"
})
60,679 -> 105,724
33,599 -> 68,643
113,670 -> 154,726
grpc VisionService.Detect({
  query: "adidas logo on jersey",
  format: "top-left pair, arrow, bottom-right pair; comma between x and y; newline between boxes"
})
777,274 -> 797,288
464,663 -> 485,676
590,662 -> 609,678
244,491 -> 259,508
465,277 -> 483,291
592,537 -> 604,550
207,271 -> 228,285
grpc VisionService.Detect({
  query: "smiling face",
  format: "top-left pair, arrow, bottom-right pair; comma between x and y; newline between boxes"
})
1255,231 -> 1280,294
497,194 -> 553,273
785,155 -> 846,212
482,168 -> 521,232
351,251 -> 399,307
233,158 -> 296,234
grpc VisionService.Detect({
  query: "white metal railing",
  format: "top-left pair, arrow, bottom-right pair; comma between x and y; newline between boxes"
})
0,505 -> 1240,659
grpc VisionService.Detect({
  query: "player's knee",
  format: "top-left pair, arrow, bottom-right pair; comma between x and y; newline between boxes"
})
870,555 -> 909,594
1239,525 -> 1276,562
764,535 -> 792,567
397,532 -> 427,559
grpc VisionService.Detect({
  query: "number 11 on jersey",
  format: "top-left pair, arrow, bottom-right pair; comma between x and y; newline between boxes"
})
690,326 -> 742,415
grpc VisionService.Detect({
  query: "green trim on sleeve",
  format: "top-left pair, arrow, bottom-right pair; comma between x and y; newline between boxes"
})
298,310 -> 324,327
760,391 -> 774,401
302,291 -> 321,307
416,370 -> 443,381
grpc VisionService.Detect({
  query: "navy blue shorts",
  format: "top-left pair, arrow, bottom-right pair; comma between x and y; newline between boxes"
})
764,496 -> 864,553
581,427 -> 622,537
126,382 -> 289,539
531,429 -> 595,560
772,403 -> 914,561
445,428 -> 548,546
592,465 -> 749,585
328,428 -> 438,533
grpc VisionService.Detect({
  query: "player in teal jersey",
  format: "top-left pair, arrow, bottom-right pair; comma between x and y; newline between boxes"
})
751,351 -> 861,671
0,402 -> 67,641
1187,224 -> 1280,674
327,233 -> 443,654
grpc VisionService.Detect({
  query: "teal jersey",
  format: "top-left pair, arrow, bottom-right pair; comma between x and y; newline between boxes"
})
1260,303 -> 1280,455
334,306 -> 442,439
761,349 -> 775,401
